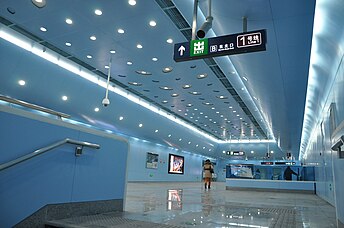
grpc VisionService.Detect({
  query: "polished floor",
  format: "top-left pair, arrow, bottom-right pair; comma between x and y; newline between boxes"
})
124,182 -> 336,228
49,182 -> 337,227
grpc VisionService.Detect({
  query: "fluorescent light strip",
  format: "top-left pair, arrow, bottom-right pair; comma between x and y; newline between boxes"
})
0,24 -> 276,145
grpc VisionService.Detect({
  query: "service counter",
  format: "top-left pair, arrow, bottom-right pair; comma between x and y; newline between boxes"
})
226,178 -> 316,194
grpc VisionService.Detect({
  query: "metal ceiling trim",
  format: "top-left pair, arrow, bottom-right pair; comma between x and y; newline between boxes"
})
155,0 -> 267,139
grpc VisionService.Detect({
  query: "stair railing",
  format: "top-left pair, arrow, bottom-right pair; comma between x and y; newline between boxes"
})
0,138 -> 100,171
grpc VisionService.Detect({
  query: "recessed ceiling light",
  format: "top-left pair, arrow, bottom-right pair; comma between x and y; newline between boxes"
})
136,70 -> 152,75
188,141 -> 191,144
171,93 -> 179,97
216,111 -> 220,114
223,150 -> 226,154
127,61 -> 133,65
94,107 -> 99,112
90,35 -> 96,41
233,110 -> 237,113
152,57 -> 158,61
182,84 -> 192,89
168,134 -> 171,137
271,151 -> 274,154
136,44 -> 143,49
242,76 -> 248,81
194,108 -> 198,111
65,42 -> 72,46
196,144 -> 199,147
179,138 -> 182,141
159,86 -> 173,90
217,95 -> 228,99
105,65 -> 109,69
128,82 -> 142,86
40,27 -> 47,32
18,80 -> 26,86
187,103 -> 193,107
251,151 -> 254,153
200,112 -> 203,114
241,87 -> 245,90
86,55 -> 92,59
166,38 -> 173,44
128,0 -> 136,6
197,73 -> 208,79
189,91 -> 201,95
119,116 -> 124,120
95,9 -> 103,15
162,100 -> 168,104
65,18 -> 73,25
162,67 -> 173,73
110,50 -> 116,54
139,123 -> 143,127
236,114 -> 240,117
32,0 -> 46,8
155,129 -> 159,133
211,107 -> 215,110
62,95 -> 68,101
209,149 -> 211,151
229,106 -> 233,109
117,28 -> 125,34
149,20 -> 157,27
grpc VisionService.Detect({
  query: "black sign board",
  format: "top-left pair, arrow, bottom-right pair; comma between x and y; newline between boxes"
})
275,162 -> 296,165
227,151 -> 245,156
261,162 -> 274,165
174,29 -> 266,62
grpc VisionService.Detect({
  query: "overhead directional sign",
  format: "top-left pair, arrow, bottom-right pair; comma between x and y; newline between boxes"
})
173,29 -> 266,62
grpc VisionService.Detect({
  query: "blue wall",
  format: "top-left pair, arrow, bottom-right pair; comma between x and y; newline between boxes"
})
127,138 -> 215,182
303,37 -> 344,224
0,108 -> 128,228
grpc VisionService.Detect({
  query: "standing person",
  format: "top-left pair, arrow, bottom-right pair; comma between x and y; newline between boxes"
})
203,159 -> 213,189
284,166 -> 297,181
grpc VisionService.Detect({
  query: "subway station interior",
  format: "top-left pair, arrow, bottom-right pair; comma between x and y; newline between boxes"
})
0,0 -> 344,227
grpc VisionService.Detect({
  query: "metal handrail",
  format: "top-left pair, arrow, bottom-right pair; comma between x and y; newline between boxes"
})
0,138 -> 100,171
0,94 -> 70,119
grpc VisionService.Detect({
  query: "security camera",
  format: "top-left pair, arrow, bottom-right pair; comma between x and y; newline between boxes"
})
197,16 -> 213,39
102,98 -> 110,107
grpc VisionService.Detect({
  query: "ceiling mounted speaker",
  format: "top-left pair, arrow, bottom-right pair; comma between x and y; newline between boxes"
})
32,0 -> 46,8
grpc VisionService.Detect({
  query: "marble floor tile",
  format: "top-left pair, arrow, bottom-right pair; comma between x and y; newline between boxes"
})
123,182 -> 337,228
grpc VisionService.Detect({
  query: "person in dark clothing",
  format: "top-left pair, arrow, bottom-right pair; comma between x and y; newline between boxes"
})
284,166 -> 297,181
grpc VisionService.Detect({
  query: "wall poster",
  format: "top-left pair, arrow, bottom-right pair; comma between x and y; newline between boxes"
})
146,152 -> 159,169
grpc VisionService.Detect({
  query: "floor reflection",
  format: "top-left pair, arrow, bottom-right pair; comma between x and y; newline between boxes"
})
167,189 -> 183,211
125,182 -> 336,227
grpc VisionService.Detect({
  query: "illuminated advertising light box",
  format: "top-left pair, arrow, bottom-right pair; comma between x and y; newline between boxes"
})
168,154 -> 184,174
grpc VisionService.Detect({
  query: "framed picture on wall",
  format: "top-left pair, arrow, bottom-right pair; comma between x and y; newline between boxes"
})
146,152 -> 159,169
168,154 -> 184,174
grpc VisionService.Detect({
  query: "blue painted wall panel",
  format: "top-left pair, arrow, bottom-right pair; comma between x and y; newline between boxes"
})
304,46 -> 344,224
0,110 -> 128,227
72,132 -> 128,201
